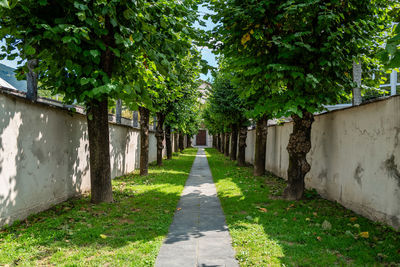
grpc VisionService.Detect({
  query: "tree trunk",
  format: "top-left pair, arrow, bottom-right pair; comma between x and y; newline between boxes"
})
212,135 -> 217,148
224,132 -> 230,157
174,132 -> 179,152
26,59 -> 38,101
139,106 -> 150,176
352,60 -> 362,106
254,115 -> 268,176
186,134 -> 191,148
238,126 -> 247,167
221,133 -> 225,154
179,132 -> 184,152
283,111 -> 314,200
156,112 -> 165,166
115,99 -> 122,123
230,125 -> 238,160
217,133 -> 221,151
87,98 -> 113,203
165,125 -> 172,160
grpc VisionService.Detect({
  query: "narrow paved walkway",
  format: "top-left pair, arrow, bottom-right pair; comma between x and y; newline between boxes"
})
155,148 -> 238,267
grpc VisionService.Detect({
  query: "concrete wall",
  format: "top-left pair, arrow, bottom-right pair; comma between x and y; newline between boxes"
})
0,91 -> 170,227
241,96 -> 400,229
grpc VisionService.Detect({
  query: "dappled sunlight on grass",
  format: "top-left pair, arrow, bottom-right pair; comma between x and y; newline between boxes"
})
0,148 -> 198,266
205,148 -> 400,266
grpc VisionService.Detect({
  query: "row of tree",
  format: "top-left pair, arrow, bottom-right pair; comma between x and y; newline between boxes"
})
204,0 -> 397,200
0,0 -> 204,203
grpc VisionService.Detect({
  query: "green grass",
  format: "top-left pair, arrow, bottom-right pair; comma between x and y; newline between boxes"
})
205,148 -> 400,266
0,148 -> 197,266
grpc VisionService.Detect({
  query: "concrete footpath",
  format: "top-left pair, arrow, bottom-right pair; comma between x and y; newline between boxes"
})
155,148 -> 239,267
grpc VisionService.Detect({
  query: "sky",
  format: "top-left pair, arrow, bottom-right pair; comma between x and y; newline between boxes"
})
196,5 -> 218,81
0,4 -> 218,80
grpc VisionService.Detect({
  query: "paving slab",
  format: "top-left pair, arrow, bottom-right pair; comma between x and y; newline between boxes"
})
155,148 -> 238,267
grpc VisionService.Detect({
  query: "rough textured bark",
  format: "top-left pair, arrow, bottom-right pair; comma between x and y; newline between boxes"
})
165,125 -> 172,160
115,99 -> 122,123
224,132 -> 230,157
174,132 -> 179,152
254,115 -> 268,176
26,59 -> 38,101
179,132 -> 184,152
352,60 -> 362,106
283,111 -> 314,200
186,134 -> 192,148
221,133 -> 225,154
87,98 -> 113,203
230,125 -> 238,161
156,112 -> 165,166
238,126 -> 248,167
139,106 -> 150,176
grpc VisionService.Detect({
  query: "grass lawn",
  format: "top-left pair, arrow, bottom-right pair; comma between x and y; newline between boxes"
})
205,148 -> 400,266
0,148 -> 197,266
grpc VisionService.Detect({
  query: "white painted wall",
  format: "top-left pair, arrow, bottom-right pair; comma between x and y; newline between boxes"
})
0,92 -> 165,227
242,96 -> 400,229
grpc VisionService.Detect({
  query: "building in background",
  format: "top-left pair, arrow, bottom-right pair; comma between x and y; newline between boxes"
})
0,63 -> 26,91
192,80 -> 212,146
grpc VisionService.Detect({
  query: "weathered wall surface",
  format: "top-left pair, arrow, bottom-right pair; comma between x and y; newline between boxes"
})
242,96 -> 400,229
0,92 -> 167,227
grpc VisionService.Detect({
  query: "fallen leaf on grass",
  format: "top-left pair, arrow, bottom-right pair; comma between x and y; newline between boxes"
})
131,208 -> 141,212
322,220 -> 332,230
259,208 -> 268,213
359,232 -> 369,238
349,217 -> 357,222
100,234 -> 108,239
316,236 -> 322,241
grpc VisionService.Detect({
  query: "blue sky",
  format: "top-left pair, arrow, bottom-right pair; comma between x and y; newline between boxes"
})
0,5 -> 218,80
196,4 -> 218,81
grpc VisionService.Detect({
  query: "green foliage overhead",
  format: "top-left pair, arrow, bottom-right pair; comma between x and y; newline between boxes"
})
203,70 -> 248,134
0,0 -> 203,106
207,0 -> 391,118
380,3 -> 400,68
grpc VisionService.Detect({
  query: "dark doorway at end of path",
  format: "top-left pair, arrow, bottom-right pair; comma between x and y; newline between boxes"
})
196,130 -> 206,146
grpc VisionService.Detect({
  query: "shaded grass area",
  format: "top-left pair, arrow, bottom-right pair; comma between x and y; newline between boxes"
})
0,148 -> 197,266
205,148 -> 400,266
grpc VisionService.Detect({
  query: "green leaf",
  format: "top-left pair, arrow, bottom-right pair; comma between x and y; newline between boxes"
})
25,45 -> 36,56
89,50 -> 100,58
0,0 -> 9,8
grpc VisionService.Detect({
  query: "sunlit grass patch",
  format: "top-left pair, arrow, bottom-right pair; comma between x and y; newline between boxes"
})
205,148 -> 400,266
0,148 -> 198,266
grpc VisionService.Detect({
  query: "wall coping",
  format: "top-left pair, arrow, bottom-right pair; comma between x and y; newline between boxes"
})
0,86 -> 157,132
